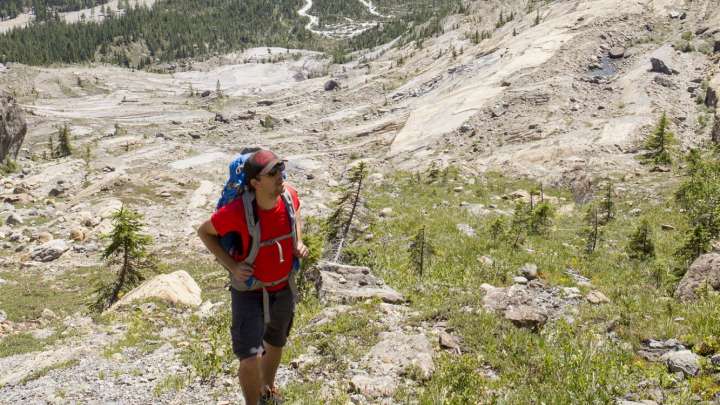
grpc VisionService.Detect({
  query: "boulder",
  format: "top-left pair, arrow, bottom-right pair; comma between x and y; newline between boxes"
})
520,263 -> 538,280
30,240 -> 69,262
439,331 -> 462,353
504,305 -> 548,330
317,262 -> 404,304
637,338 -> 685,362
0,92 -> 27,163
36,232 -> 53,243
586,290 -> 610,304
711,353 -> 720,367
660,350 -> 700,377
608,47 -> 625,58
649,58 -> 675,75
675,253 -> 720,301
200,90 -> 211,98
714,40 -> 720,53
110,270 -> 202,310
350,375 -> 397,398
324,79 -> 339,91
706,87 -> 718,109
363,331 -> 434,379
5,213 -> 23,226
513,276 -> 528,285
69,228 -> 85,242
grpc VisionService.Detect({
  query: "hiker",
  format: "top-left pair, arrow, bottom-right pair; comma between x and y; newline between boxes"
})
197,149 -> 308,405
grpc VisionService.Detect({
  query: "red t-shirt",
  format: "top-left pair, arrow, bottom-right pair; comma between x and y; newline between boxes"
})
211,185 -> 301,292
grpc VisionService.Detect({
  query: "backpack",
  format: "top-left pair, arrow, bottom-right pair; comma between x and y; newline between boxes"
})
216,149 -> 300,323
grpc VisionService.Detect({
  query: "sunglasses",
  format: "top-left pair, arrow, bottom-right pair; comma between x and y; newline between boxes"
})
265,162 -> 285,177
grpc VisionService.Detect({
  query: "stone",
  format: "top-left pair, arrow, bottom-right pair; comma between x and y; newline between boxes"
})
364,331 -> 434,379
513,276 -> 528,285
675,253 -> 720,301
69,228 -> 85,241
661,350 -> 700,377
478,255 -> 494,266
439,331 -> 462,353
5,213 -> 23,226
608,47 -> 625,58
706,87 -> 718,109
0,310 -> 6,323
379,207 -> 393,218
456,223 -> 476,237
504,305 -> 547,330
653,76 -> 675,88
324,79 -> 340,91
520,263 -> 538,280
317,262 -> 404,304
257,100 -> 274,106
200,90 -> 211,97
660,224 -> 676,231
714,40 -> 720,53
0,92 -> 27,164
649,58 -> 674,75
36,232 -> 53,243
110,270 -> 202,310
586,290 -> 610,304
41,308 -> 57,320
48,186 -> 65,197
30,239 -> 69,262
350,375 -> 396,398
711,354 -> 720,367
637,338 -> 686,362
453,186 -> 464,192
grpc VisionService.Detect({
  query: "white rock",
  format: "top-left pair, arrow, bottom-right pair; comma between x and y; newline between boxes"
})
586,290 -> 610,304
109,270 -> 202,310
5,213 -> 23,226
513,276 -> 528,285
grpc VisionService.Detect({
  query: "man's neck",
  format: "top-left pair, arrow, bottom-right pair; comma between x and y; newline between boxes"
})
255,191 -> 278,210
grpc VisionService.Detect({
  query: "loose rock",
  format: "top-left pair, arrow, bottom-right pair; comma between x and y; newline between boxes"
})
649,58 -> 675,75
661,350 -> 700,377
586,290 -> 610,304
110,270 -> 202,309
5,213 -> 23,226
675,252 -> 720,301
30,239 -> 69,262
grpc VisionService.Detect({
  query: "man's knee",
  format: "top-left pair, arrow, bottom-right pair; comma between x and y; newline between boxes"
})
238,355 -> 260,371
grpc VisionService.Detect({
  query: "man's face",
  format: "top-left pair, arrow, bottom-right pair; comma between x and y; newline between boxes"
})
254,163 -> 284,197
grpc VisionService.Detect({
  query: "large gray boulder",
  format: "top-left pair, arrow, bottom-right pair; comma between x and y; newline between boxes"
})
0,92 -> 27,163
660,350 -> 700,377
316,262 -> 404,304
675,253 -> 720,301
30,240 -> 69,262
110,270 -> 202,310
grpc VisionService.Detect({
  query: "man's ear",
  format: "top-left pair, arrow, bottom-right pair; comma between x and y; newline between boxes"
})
249,177 -> 260,189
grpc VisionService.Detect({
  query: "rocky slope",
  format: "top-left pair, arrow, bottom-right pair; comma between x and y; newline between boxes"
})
0,0 -> 720,403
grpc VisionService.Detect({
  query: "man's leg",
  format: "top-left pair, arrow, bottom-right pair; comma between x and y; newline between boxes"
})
239,356 -> 262,404
261,341 -> 283,389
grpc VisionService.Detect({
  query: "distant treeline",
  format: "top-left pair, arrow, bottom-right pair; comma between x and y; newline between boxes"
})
0,0 -> 463,67
0,0 -> 112,21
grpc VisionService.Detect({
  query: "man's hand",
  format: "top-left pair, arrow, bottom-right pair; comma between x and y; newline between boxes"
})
294,240 -> 309,259
230,262 -> 254,283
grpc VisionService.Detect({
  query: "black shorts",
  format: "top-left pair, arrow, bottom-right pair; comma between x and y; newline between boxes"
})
229,285 -> 295,360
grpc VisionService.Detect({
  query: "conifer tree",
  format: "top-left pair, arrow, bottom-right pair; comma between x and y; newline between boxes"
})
580,205 -> 602,254
409,225 -> 434,277
91,205 -> 156,311
599,180 -> 615,224
326,162 -> 368,261
644,113 -> 677,165
627,219 -> 655,260
57,124 -> 73,157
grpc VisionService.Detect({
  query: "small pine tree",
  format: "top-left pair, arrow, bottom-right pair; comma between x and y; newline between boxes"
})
644,113 -> 677,165
580,205 -> 603,254
57,125 -> 73,157
599,180 -> 615,224
627,219 -> 655,260
215,79 -> 223,98
48,135 -> 55,159
409,225 -> 434,277
91,205 -> 156,312
489,216 -> 507,244
510,201 -> 530,248
326,162 -> 368,261
528,201 -> 554,235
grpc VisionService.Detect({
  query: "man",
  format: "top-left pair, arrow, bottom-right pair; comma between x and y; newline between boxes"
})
197,149 -> 308,405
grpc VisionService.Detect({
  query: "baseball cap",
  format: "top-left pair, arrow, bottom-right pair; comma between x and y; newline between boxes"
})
243,149 -> 286,179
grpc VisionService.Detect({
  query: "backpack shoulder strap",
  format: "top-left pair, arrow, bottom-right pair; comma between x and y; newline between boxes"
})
242,191 -> 262,265
280,189 -> 298,248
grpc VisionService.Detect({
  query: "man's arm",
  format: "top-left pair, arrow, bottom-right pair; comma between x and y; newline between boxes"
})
197,220 -> 253,282
293,206 -> 309,258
